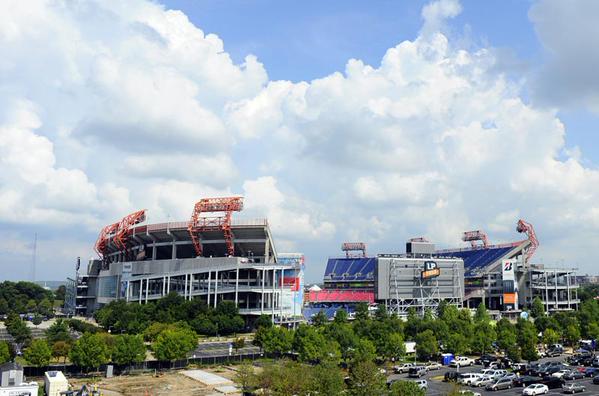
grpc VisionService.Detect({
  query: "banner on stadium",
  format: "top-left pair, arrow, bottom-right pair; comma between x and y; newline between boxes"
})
502,259 -> 518,310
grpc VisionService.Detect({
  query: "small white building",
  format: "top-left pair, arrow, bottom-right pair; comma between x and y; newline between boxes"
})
0,362 -> 38,396
44,371 -> 68,396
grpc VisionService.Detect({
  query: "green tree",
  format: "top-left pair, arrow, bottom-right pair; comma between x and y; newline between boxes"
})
46,319 -> 71,344
565,324 -> 581,346
55,285 -> 66,303
355,302 -> 369,322
232,337 -> 245,354
51,341 -> 70,363
530,297 -> 545,318
6,314 -> 31,345
381,332 -> 406,361
351,339 -> 376,363
389,380 -> 426,396
496,318 -> 517,352
312,310 -> 328,327
415,329 -> 438,361
37,299 -> 53,317
471,321 -> 496,355
0,341 -> 10,364
348,360 -> 386,396
517,319 -> 539,362
24,339 -> 52,367
152,328 -> 197,361
32,314 -> 43,327
310,359 -> 346,395
334,308 -> 348,324
254,315 -> 273,329
69,333 -> 111,371
262,326 -> 293,356
112,334 -> 146,366
234,362 -> 257,395
542,328 -> 560,346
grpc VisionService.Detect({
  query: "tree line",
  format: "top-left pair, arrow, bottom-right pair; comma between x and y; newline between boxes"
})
0,281 -> 56,317
94,292 -> 245,336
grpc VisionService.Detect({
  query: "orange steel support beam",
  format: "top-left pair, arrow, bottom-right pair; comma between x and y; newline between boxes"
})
188,197 -> 244,257
517,219 -> 539,264
94,222 -> 119,259
114,210 -> 147,252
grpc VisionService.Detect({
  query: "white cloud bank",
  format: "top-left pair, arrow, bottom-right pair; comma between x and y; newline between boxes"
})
1,0 -> 599,280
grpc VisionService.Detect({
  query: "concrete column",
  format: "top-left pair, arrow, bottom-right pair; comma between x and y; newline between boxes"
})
162,276 -> 166,296
189,273 -> 193,300
214,270 -> 219,308
126,282 -> 130,302
184,273 -> 188,300
554,270 -> 558,309
272,268 -> 276,323
167,275 -> 170,294
207,271 -> 211,306
145,278 -> 149,303
280,268 -> 284,320
235,266 -> 239,305
545,271 -> 549,311
261,268 -> 265,314
139,279 -> 143,304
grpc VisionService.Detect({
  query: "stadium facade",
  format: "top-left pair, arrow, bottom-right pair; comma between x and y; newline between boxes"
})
66,197 -> 304,325
306,219 -> 579,320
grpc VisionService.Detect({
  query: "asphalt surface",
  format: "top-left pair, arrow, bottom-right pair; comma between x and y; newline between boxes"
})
390,356 -> 599,396
188,341 -> 260,358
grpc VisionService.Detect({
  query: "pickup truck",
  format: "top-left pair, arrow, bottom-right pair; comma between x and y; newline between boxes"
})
449,356 -> 475,367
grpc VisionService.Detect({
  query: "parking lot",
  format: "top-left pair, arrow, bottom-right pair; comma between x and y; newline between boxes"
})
389,356 -> 599,395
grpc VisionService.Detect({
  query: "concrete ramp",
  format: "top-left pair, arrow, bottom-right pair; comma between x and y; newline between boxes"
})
181,369 -> 234,387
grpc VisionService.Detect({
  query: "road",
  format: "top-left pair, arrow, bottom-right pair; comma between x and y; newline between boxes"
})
391,356 -> 599,395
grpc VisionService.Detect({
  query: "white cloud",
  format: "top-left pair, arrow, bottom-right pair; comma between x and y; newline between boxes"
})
2,0 -> 599,280
529,0 -> 599,112
243,177 -> 336,241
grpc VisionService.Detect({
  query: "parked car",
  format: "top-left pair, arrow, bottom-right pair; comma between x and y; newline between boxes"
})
562,383 -> 586,394
563,370 -> 584,380
458,373 -> 482,386
485,377 -> 513,391
444,371 -> 460,382
592,356 -> 599,367
414,379 -> 428,390
592,374 -> 599,384
408,366 -> 427,378
393,362 -> 414,373
522,384 -> 549,395
476,354 -> 498,366
501,373 -> 517,382
488,369 -> 508,380
513,375 -> 541,388
425,361 -> 442,370
458,391 -> 481,396
450,356 -> 475,367
551,369 -> 570,379
540,376 -> 565,389
471,374 -> 494,388
584,367 -> 599,377
512,363 -> 528,373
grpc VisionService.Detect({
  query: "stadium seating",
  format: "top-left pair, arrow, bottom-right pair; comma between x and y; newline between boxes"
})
438,246 -> 513,276
323,257 -> 376,281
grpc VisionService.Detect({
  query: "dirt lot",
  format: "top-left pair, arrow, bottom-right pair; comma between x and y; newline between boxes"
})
69,370 -> 219,396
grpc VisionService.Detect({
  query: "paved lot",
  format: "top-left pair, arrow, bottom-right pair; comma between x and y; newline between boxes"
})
390,356 -> 599,396
188,341 -> 260,358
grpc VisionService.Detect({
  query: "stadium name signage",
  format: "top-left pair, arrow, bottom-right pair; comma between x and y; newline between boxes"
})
421,261 -> 440,279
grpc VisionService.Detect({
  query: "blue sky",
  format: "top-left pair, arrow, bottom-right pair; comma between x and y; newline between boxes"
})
2,0 -> 599,282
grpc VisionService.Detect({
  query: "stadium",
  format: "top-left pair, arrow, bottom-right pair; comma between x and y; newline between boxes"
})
305,219 -> 579,320
66,197 -> 304,325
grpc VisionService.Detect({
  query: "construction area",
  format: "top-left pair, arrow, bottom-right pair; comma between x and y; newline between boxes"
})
67,367 -> 242,396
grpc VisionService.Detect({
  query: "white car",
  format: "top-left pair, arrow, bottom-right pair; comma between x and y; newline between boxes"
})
522,384 -> 549,395
458,373 -> 482,386
552,369 -> 570,378
459,391 -> 481,396
450,356 -> 475,367
425,361 -> 442,370
414,379 -> 428,390
393,363 -> 414,373
471,374 -> 494,387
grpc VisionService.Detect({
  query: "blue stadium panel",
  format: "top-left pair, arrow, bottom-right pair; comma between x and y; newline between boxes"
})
323,257 -> 376,281
439,246 -> 513,276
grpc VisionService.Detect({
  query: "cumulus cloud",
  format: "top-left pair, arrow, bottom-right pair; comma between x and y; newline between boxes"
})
2,0 -> 599,281
529,0 -> 599,111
